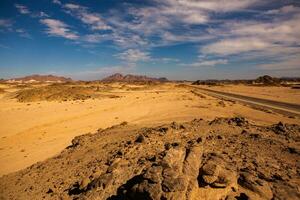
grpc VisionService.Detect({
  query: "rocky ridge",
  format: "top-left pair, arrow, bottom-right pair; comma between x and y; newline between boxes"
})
101,73 -> 168,83
7,74 -> 72,83
0,118 -> 299,200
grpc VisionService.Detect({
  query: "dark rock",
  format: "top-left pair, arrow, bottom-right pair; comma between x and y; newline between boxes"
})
229,117 -> 248,127
46,188 -> 53,194
135,134 -> 145,143
287,147 -> 299,154
217,135 -> 224,140
120,121 -> 128,126
272,122 -> 286,135
158,127 -> 169,133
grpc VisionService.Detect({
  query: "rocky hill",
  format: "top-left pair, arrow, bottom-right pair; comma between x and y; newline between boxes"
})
102,73 -> 168,83
0,117 -> 299,199
191,75 -> 299,86
7,74 -> 72,83
253,75 -> 282,85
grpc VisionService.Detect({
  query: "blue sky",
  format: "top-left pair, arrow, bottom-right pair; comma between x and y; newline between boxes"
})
0,0 -> 299,80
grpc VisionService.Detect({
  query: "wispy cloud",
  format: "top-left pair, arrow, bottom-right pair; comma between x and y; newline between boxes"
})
52,0 -> 62,5
36,11 -> 49,18
15,3 -> 49,19
64,3 -> 111,30
117,49 -> 151,64
9,0 -> 300,77
164,0 -> 261,12
202,38 -> 273,56
15,4 -> 30,14
181,59 -> 228,67
258,55 -> 300,70
40,19 -> 79,40
0,44 -> 10,49
82,34 -> 104,43
265,5 -> 300,15
0,19 -> 13,31
199,6 -> 300,70
15,29 -> 32,39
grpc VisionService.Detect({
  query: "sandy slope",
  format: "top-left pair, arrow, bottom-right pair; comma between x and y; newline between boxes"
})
0,83 -> 299,176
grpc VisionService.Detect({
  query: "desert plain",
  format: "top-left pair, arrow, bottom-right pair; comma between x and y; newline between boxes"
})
0,79 -> 299,200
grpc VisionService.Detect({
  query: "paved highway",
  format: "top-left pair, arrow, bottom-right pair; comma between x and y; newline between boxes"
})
187,85 -> 300,117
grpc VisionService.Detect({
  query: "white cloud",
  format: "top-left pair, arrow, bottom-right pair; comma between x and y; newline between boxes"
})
55,0 -> 262,50
15,4 -> 30,14
117,49 -> 151,63
52,0 -> 62,5
40,19 -> 79,40
227,15 -> 300,46
0,44 -> 10,49
64,3 -> 111,30
200,6 -> 300,71
101,0 -> 262,49
165,0 -> 260,12
0,19 -> 13,31
182,59 -> 228,67
15,29 -> 31,39
258,55 -> 300,70
15,3 -> 49,19
38,11 -> 49,18
82,34 -> 104,43
265,5 -> 300,15
202,38 -> 273,55
160,57 -> 180,63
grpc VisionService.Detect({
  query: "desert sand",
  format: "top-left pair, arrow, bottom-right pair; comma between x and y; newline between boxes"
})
0,82 -> 299,200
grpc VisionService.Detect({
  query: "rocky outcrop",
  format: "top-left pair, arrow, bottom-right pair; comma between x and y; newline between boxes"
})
0,118 -> 299,200
102,73 -> 169,83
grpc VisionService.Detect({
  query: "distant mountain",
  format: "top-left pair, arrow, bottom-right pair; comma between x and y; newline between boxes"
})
102,73 -> 168,83
7,74 -> 72,83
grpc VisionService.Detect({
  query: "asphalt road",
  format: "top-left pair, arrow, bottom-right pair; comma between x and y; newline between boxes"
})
187,85 -> 300,117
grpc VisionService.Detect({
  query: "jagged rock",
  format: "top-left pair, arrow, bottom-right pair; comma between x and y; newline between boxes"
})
88,173 -> 113,190
143,166 -> 163,183
110,145 -> 203,200
1,118 -> 299,200
201,162 -> 221,184
161,147 -> 185,170
238,172 -> 273,199
162,175 -> 187,192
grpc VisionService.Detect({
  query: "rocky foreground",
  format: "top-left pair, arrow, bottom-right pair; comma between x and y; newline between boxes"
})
0,118 -> 299,200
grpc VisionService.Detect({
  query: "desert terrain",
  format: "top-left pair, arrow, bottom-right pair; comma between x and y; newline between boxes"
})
0,76 -> 299,200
